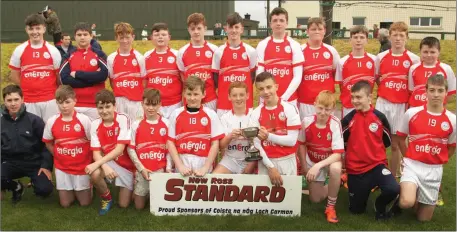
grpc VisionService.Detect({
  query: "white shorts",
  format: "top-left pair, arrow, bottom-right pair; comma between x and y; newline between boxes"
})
306,155 -> 328,182
161,102 -> 182,119
178,154 -> 213,173
218,155 -> 247,174
203,99 -> 217,111
25,99 -> 58,122
400,158 -> 443,205
55,168 -> 91,191
115,97 -> 143,122
375,97 -> 406,134
258,154 -> 297,176
75,107 -> 99,121
106,161 -> 134,191
342,107 -> 354,118
298,103 -> 316,121
134,169 -> 164,197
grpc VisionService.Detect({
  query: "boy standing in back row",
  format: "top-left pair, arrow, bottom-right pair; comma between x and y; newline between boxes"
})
177,13 -> 219,111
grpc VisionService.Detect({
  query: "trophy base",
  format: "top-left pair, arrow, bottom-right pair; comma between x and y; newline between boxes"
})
245,155 -> 263,162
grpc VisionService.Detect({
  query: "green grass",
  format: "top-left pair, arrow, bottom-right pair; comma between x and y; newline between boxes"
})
1,39 -> 456,230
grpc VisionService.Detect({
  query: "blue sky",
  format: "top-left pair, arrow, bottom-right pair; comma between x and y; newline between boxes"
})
235,1 -> 279,27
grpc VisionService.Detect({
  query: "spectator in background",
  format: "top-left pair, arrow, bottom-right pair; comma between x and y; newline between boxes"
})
91,24 -> 99,39
373,24 -> 379,39
56,33 -> 75,57
378,28 -> 391,54
141,24 -> 149,40
40,5 -> 62,45
214,23 -> 222,36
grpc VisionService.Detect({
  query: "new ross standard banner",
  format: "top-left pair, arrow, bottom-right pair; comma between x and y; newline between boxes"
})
150,173 -> 302,216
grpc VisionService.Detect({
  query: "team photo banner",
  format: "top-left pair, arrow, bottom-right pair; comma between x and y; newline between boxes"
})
149,173 -> 302,217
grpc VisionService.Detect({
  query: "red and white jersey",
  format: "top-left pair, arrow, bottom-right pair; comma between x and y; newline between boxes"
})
397,105 -> 456,165
256,35 -> 304,101
90,113 -> 134,171
144,48 -> 182,106
107,49 -> 146,101
177,41 -> 218,103
8,41 -> 61,103
42,111 -> 92,175
298,115 -> 344,163
212,42 -> 257,110
298,43 -> 340,104
168,107 -> 224,157
408,61 -> 456,107
335,52 -> 377,108
220,109 -> 253,159
249,100 -> 301,158
376,50 -> 420,103
129,117 -> 169,171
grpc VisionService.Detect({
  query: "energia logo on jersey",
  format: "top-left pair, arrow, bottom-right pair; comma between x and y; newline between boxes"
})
385,81 -> 407,91
57,147 -> 84,157
414,93 -> 427,102
223,74 -> 247,82
24,71 -> 50,79
149,76 -> 173,86
180,141 -> 206,152
266,67 -> 290,78
192,72 -> 211,81
415,144 -> 442,155
303,73 -> 330,82
308,150 -> 329,161
139,151 -> 166,160
227,143 -> 250,152
116,80 -> 139,88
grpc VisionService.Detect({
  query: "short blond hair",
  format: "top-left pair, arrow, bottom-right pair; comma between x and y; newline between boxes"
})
389,21 -> 409,36
315,90 -> 336,108
114,22 -> 134,38
184,75 -> 205,93
307,17 -> 326,28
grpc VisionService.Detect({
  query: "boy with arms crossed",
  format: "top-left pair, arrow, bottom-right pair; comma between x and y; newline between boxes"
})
396,74 -> 456,221
212,12 -> 257,117
128,89 -> 172,209
177,13 -> 218,110
167,76 -> 224,176
60,22 -> 109,121
336,26 -> 377,117
42,85 -> 92,207
256,8 -> 304,105
85,90 -> 135,215
144,23 -> 182,119
375,22 -> 420,178
107,22 -> 146,121
9,13 -> 61,122
213,82 -> 256,174
297,18 -> 340,119
249,72 -> 301,186
298,90 -> 344,223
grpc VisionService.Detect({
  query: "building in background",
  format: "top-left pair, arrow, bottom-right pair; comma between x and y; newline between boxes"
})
1,1 -> 235,42
282,1 -> 456,40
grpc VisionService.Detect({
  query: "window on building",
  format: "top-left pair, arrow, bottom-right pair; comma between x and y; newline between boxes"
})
352,17 -> 366,26
296,17 -> 309,27
410,17 -> 441,27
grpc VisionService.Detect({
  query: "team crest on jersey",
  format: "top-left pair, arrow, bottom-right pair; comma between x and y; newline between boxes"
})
167,56 -> 175,64
284,46 -> 292,53
201,117 -> 209,126
132,59 -> 138,66
90,58 -> 98,66
74,124 -> 81,132
366,61 -> 373,69
205,50 -> 212,58
160,128 -> 166,136
43,52 -> 51,59
403,60 -> 411,68
323,51 -> 331,59
369,123 -> 378,132
278,112 -> 286,121
441,121 -> 450,131
317,132 -> 321,139
242,52 -> 248,60
327,132 -> 331,141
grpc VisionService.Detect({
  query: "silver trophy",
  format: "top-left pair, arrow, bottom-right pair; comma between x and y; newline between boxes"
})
241,127 -> 263,162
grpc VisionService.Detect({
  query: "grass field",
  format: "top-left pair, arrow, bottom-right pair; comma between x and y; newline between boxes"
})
1,39 -> 456,231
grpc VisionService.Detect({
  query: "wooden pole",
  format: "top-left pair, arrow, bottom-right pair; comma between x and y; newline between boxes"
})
319,0 -> 334,45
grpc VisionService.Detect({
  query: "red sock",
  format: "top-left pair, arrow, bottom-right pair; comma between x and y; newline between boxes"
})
326,196 -> 337,208
100,190 -> 112,201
